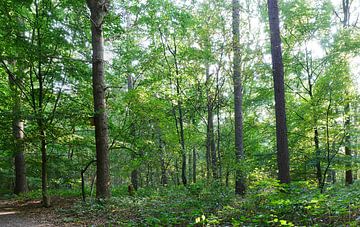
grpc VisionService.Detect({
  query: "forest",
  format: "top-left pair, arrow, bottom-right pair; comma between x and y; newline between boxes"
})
0,0 -> 359,226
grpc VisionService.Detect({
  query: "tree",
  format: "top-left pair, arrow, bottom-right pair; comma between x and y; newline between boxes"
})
341,0 -> 353,186
9,71 -> 28,195
86,0 -> 111,199
232,0 -> 246,195
267,0 -> 290,183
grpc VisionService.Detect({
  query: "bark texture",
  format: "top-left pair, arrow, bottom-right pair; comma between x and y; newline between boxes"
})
10,75 -> 28,195
86,0 -> 111,199
267,0 -> 290,184
232,0 -> 246,195
345,103 -> 353,185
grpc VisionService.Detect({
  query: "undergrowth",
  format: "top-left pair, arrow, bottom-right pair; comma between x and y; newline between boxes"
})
56,179 -> 360,226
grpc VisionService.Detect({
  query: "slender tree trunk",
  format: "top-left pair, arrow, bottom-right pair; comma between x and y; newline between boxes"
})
314,128 -> 322,187
342,1 -> 352,186
206,64 -> 217,179
40,125 -> 50,207
128,75 -> 139,190
176,78 -> 187,186
232,0 -> 246,195
345,103 -> 353,185
225,168 -> 230,187
159,136 -> 168,186
9,75 -> 28,195
175,159 -> 180,185
34,1 -> 50,207
188,150 -> 192,181
342,0 -> 350,27
192,147 -> 196,183
86,0 -> 111,199
216,74 -> 222,181
161,158 -> 167,186
267,0 -> 290,184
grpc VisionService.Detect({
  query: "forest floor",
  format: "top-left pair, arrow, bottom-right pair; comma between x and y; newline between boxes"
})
0,197 -> 78,227
0,181 -> 360,226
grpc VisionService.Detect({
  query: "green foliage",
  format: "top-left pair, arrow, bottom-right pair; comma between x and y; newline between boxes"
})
48,180 -> 360,226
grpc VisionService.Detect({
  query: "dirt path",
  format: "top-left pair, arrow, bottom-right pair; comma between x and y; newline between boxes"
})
0,200 -> 54,227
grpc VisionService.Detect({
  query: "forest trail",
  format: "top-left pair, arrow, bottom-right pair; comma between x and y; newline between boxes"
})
0,200 -> 53,227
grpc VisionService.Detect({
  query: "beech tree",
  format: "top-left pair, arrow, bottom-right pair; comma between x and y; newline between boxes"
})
232,0 -> 246,195
86,0 -> 111,198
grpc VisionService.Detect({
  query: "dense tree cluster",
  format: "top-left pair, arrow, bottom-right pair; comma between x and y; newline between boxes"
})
0,0 -> 359,209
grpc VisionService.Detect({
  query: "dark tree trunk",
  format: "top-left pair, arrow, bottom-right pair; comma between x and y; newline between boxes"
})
188,150 -> 192,181
192,148 -> 196,183
128,75 -> 139,190
267,0 -> 290,184
9,75 -> 28,195
158,135 -> 168,186
225,169 -> 230,188
342,0 -> 352,186
176,78 -> 187,186
175,159 -> 180,185
216,74 -> 222,181
36,10 -> 50,206
232,0 -> 246,195
314,128 -> 322,187
86,0 -> 111,199
161,158 -> 168,186
345,103 -> 353,185
131,169 -> 139,190
342,0 -> 350,27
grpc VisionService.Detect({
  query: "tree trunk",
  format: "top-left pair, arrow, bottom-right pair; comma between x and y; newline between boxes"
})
9,75 -> 28,195
342,0 -> 352,186
86,0 -> 111,199
188,150 -> 192,181
216,72 -> 222,181
314,128 -> 322,187
40,127 -> 50,207
128,75 -> 139,190
192,148 -> 196,183
267,0 -> 290,184
232,0 -> 246,195
158,134 -> 168,186
161,158 -> 168,186
345,103 -> 353,185
176,78 -> 187,186
206,64 -> 217,179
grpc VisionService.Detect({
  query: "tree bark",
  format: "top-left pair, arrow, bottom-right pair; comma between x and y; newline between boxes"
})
267,0 -> 290,184
10,75 -> 28,195
128,75 -> 139,190
175,77 -> 186,186
232,0 -> 246,195
35,2 -> 50,206
345,103 -> 353,185
161,158 -> 168,186
192,148 -> 196,183
86,0 -> 111,199
314,128 -> 322,187
342,0 -> 352,186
